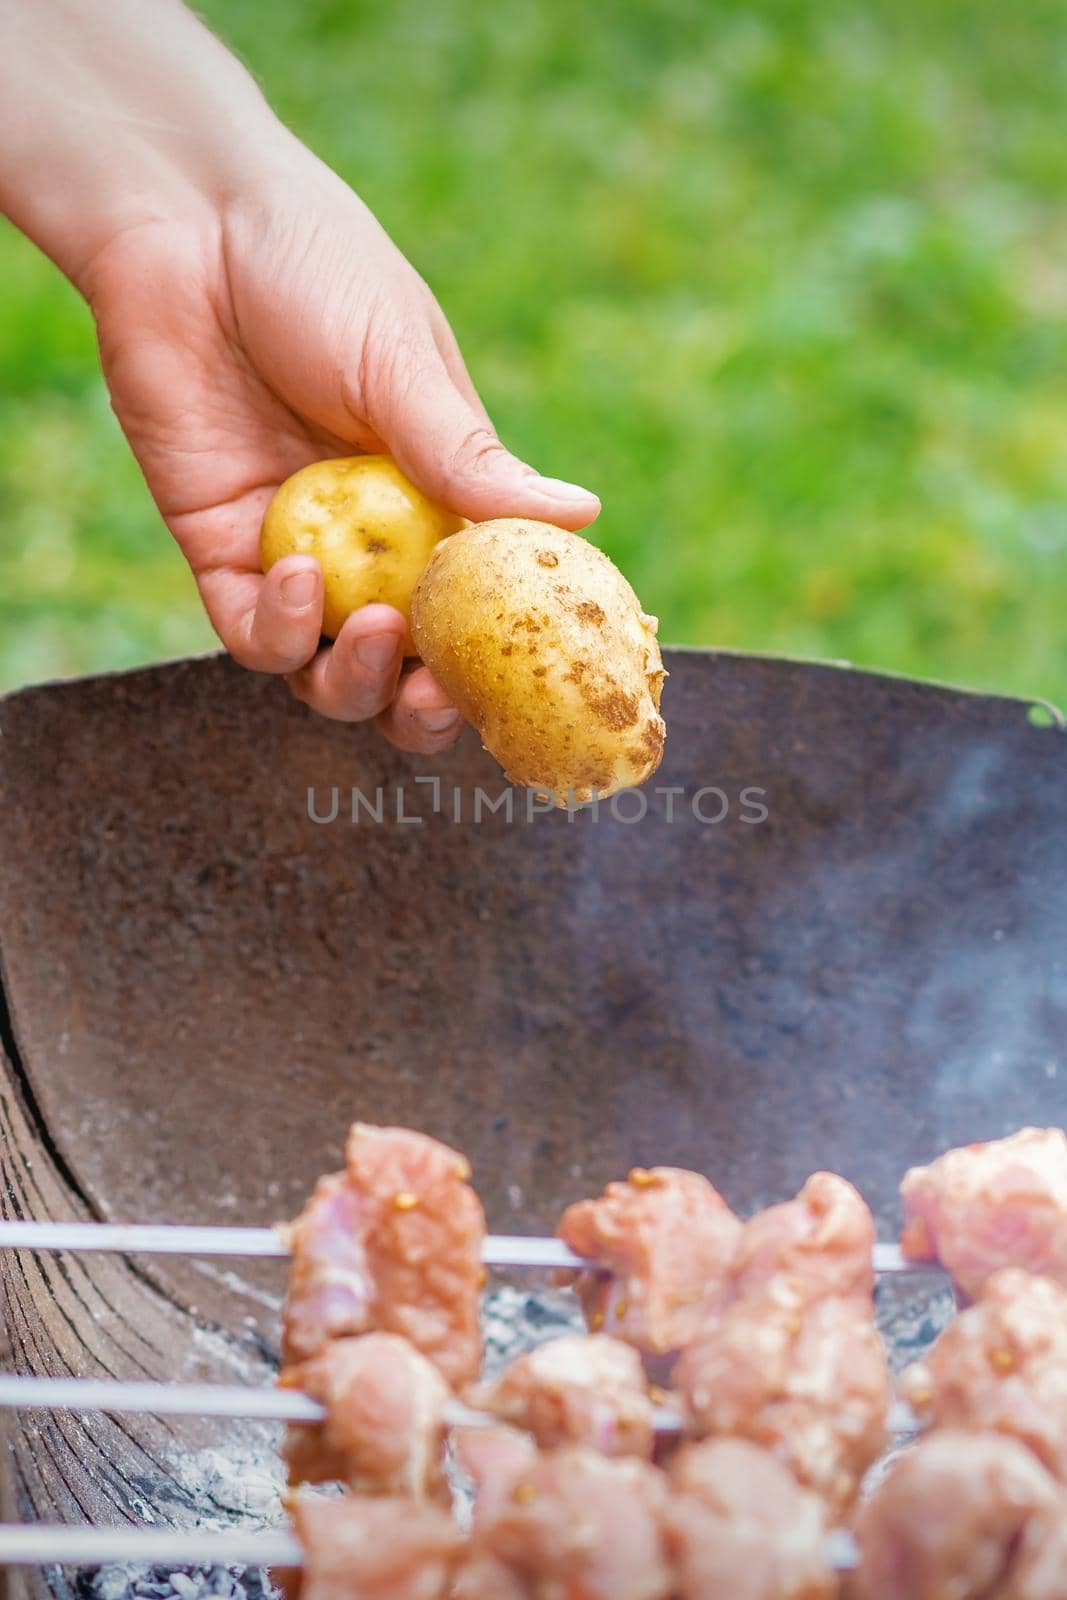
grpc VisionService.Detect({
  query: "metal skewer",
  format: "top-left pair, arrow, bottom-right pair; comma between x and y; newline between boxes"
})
0,1375 -> 681,1434
0,1222 -> 585,1269
0,1520 -> 861,1572
0,1221 -> 934,1277
0,1523 -> 303,1567
0,1373 -> 919,1436
0,1375 -> 325,1424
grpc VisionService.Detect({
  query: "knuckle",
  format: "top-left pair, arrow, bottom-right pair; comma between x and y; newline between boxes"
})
353,312 -> 431,422
274,646 -> 317,675
318,665 -> 382,724
447,424 -> 505,481
238,641 -> 302,677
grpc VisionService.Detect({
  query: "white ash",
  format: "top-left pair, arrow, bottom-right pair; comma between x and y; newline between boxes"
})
75,1566 -> 275,1600
874,1275 -> 956,1373
167,1437 -> 285,1528
480,1281 -> 586,1374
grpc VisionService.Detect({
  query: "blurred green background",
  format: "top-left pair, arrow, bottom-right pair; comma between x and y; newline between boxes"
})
2,0 -> 1066,705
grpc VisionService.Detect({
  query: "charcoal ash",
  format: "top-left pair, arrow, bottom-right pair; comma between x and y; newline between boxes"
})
874,1275 -> 956,1373
77,1565 -> 277,1600
481,1282 -> 585,1374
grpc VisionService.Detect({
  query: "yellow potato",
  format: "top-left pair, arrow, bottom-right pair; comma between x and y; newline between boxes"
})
260,455 -> 464,651
410,519 -> 666,806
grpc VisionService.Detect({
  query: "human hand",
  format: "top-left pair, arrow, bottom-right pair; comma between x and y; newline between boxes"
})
0,1 -> 600,752
86,154 -> 600,751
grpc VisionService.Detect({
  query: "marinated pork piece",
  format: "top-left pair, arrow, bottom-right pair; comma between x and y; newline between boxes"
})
730,1172 -> 875,1307
452,1428 -> 543,1600
281,1171 -> 368,1362
279,1331 -> 451,1500
665,1438 -> 836,1600
453,1424 -> 541,1520
469,1333 -> 655,1458
675,1284 -> 890,1517
900,1127 -> 1067,1299
1005,1496 -> 1067,1599
283,1494 -> 462,1600
901,1268 -> 1067,1482
456,1446 -> 674,1600
280,1123 -> 486,1385
849,1431 -> 1058,1600
556,1167 -> 742,1354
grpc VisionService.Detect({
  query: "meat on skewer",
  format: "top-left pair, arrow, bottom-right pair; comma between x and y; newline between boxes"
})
280,1123 -> 486,1386
665,1438 -> 836,1600
675,1284 -> 890,1518
901,1268 -> 1067,1482
454,1432 -> 833,1599
455,1444 -> 675,1600
468,1332 -> 656,1457
556,1165 -> 876,1363
1006,1496 -> 1067,1599
452,1427 -> 545,1600
556,1168 -> 742,1355
453,1423 -> 540,1521
280,1494 -> 462,1600
900,1127 -> 1067,1299
849,1431 -> 1059,1600
279,1332 -> 451,1501
730,1172 -> 875,1309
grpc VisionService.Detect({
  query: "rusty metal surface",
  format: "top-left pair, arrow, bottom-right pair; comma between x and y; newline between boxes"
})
0,648 -> 1065,1578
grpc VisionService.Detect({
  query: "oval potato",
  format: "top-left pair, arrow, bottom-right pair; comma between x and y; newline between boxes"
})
411,519 -> 666,806
260,455 -> 464,651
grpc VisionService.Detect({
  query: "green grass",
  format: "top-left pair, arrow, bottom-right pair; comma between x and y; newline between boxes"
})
3,0 -> 1066,707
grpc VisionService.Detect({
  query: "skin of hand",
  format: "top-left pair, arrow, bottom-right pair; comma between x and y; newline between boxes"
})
0,1 -> 600,753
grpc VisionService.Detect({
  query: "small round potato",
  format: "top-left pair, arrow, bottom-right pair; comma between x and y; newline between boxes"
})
410,519 -> 666,806
260,456 -> 464,651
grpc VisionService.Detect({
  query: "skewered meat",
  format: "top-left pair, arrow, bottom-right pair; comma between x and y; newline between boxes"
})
456,1446 -> 674,1600
279,1332 -> 451,1500
900,1127 -> 1067,1299
676,1283 -> 890,1517
468,1333 -> 655,1458
556,1167 -> 741,1354
849,1431 -> 1058,1600
1005,1497 -> 1067,1599
665,1438 -> 836,1600
452,1427 -> 543,1600
453,1424 -> 540,1520
283,1494 -> 462,1600
281,1123 -> 486,1385
902,1268 -> 1067,1481
730,1172 -> 875,1308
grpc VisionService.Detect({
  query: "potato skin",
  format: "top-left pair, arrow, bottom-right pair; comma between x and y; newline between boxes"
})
410,519 -> 666,805
260,456 -> 464,651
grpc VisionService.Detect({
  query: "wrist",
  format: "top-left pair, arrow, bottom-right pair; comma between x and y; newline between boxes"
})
0,0 -> 292,295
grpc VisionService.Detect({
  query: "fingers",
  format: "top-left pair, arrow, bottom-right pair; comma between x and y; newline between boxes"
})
204,544 -> 461,745
198,554 -> 325,674
285,604 -> 406,722
375,663 -> 465,754
368,347 -> 601,532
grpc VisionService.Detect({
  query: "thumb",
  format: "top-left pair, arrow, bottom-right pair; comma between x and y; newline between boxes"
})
377,359 -> 601,531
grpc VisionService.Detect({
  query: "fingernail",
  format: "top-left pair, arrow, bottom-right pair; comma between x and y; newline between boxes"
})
417,708 -> 461,733
535,476 -> 600,503
281,570 -> 318,608
355,632 -> 400,672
